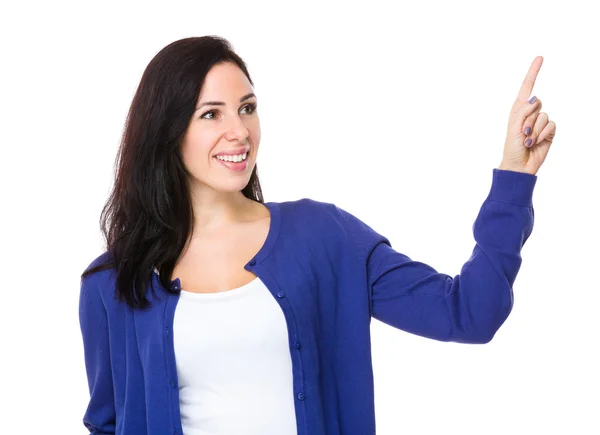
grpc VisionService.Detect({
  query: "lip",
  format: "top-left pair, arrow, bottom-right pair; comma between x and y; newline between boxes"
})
214,147 -> 250,157
215,155 -> 249,172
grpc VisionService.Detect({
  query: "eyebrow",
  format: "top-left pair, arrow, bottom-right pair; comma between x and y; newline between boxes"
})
195,93 -> 256,111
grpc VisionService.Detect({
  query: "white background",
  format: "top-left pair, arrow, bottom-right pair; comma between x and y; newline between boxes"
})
1,0 -> 599,434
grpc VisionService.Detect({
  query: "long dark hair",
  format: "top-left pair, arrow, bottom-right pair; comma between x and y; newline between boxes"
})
81,36 -> 263,309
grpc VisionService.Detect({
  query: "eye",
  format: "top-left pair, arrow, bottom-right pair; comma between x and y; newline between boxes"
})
241,102 -> 257,114
201,110 -> 218,120
200,103 -> 257,120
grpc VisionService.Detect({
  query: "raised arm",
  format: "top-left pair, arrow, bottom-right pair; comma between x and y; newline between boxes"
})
336,168 -> 537,343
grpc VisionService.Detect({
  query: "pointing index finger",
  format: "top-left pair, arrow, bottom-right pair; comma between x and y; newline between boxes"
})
517,56 -> 543,102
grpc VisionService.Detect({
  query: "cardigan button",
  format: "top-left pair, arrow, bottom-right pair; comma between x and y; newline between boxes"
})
170,379 -> 177,389
297,392 -> 305,400
294,341 -> 301,349
249,259 -> 256,266
277,291 -> 285,298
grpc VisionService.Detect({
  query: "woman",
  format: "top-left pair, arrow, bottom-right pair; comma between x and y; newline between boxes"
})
79,36 -> 556,434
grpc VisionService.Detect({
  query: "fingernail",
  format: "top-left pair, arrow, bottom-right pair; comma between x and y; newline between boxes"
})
524,126 -> 531,135
529,96 -> 537,104
525,138 -> 532,147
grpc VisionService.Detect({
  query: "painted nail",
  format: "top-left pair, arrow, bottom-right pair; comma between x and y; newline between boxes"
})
525,138 -> 532,147
529,96 -> 537,104
525,126 -> 531,135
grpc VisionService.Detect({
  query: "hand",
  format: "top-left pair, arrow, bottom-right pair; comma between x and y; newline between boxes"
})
499,56 -> 557,176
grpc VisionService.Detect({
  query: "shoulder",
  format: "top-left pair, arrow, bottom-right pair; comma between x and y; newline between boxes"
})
275,197 -> 343,228
84,250 -> 114,271
273,197 -> 389,264
82,250 -> 115,278
80,250 -> 117,301
275,197 -> 386,242
276,197 -> 334,212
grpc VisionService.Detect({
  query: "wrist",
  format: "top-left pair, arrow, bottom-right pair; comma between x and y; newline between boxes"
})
498,162 -> 532,175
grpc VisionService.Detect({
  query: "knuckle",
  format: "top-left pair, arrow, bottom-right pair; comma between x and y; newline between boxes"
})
530,98 -> 542,109
525,99 -> 541,111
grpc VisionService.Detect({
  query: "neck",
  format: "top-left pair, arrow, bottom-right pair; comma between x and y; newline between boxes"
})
188,187 -> 255,234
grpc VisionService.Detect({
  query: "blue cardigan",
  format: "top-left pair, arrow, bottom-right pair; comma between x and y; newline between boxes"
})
79,168 -> 537,434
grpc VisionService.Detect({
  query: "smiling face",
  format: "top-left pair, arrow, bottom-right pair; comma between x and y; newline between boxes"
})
181,61 -> 261,196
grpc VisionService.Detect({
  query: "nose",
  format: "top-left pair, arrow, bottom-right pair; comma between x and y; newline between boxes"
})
224,113 -> 249,142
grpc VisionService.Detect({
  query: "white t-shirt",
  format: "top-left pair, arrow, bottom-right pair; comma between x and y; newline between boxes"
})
173,276 -> 298,435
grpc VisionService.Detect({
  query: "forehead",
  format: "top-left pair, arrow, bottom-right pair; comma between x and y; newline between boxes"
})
199,62 -> 253,98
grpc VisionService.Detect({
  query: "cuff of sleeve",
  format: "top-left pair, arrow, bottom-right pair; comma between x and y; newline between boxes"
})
487,168 -> 537,207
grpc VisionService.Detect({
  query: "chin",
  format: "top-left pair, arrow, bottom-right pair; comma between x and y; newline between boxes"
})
192,165 -> 255,193
213,178 -> 253,193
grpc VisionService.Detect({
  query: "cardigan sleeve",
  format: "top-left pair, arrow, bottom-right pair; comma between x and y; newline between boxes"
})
335,168 -> 537,344
79,274 -> 117,433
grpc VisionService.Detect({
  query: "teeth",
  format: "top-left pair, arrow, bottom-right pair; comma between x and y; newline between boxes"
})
216,152 -> 248,163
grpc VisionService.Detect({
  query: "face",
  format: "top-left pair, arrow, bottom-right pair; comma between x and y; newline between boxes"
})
180,62 -> 261,195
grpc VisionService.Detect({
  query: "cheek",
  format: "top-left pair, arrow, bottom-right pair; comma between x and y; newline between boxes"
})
251,120 -> 261,146
181,133 -> 216,172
